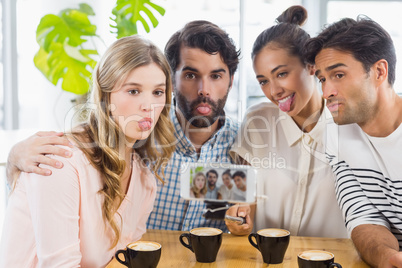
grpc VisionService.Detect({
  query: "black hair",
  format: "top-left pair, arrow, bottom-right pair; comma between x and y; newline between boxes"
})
164,20 -> 240,78
206,169 -> 218,178
222,169 -> 232,178
304,16 -> 396,85
252,5 -> 310,65
232,170 -> 246,179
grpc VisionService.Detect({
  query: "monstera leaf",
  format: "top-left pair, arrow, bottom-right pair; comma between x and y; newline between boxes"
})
34,41 -> 97,95
34,3 -> 98,95
111,0 -> 166,38
34,1 -> 166,95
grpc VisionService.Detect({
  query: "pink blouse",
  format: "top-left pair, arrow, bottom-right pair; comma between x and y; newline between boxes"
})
0,146 -> 156,267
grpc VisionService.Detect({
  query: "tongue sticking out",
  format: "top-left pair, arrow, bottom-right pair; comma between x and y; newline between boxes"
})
138,121 -> 151,131
278,94 -> 294,112
196,106 -> 211,115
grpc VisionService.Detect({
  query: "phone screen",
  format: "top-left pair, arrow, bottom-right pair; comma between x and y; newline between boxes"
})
180,162 -> 256,203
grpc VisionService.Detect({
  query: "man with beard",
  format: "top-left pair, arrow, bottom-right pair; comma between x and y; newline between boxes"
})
305,17 -> 402,267
6,20 -> 240,232
205,170 -> 220,199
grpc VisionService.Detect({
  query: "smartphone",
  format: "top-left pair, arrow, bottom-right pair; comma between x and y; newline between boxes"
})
180,162 -> 256,203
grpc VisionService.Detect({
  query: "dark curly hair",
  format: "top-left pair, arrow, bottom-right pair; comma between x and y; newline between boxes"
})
232,170 -> 246,179
304,16 -> 396,85
164,20 -> 240,78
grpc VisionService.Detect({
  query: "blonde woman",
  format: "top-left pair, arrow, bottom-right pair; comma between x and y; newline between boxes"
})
0,36 -> 175,267
190,172 -> 208,199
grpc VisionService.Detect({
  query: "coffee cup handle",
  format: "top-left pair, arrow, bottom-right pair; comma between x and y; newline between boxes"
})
248,233 -> 259,250
115,249 -> 129,266
330,263 -> 342,268
179,233 -> 194,252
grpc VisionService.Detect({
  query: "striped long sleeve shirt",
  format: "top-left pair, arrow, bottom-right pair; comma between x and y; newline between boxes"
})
326,122 -> 402,248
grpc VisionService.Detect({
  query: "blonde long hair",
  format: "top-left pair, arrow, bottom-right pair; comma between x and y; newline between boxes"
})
191,172 -> 208,197
72,35 -> 175,248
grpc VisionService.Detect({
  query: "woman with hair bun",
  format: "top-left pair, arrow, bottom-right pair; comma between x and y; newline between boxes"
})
227,6 -> 347,238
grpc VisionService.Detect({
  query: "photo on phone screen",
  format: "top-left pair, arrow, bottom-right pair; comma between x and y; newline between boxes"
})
180,162 -> 256,203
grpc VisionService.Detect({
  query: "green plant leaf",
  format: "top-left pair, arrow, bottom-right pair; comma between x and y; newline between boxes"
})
111,0 -> 166,38
34,41 -> 97,95
34,3 -> 99,94
195,167 -> 204,173
78,3 -> 95,15
36,6 -> 97,51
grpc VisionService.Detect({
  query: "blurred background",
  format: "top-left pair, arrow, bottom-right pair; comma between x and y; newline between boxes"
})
0,0 -> 401,230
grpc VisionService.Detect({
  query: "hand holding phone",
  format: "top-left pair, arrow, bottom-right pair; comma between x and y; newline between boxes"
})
225,204 -> 255,236
225,215 -> 246,225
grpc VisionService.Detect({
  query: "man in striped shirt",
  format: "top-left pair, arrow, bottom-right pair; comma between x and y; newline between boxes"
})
305,17 -> 402,267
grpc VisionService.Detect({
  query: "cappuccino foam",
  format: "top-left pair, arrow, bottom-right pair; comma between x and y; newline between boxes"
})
258,228 -> 289,237
191,227 -> 222,236
299,250 -> 333,261
129,241 -> 161,251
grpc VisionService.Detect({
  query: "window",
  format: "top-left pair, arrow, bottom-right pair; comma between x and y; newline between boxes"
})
17,0 -> 82,132
14,0 -> 306,130
7,0 -> 402,131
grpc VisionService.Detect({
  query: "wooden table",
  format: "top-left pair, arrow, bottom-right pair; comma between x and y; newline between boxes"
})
107,229 -> 369,267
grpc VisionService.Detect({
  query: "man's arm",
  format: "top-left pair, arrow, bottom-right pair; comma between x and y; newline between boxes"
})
352,224 -> 402,267
6,131 -> 73,185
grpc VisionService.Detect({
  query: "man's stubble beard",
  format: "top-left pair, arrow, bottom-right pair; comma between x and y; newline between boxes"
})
175,89 -> 229,128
